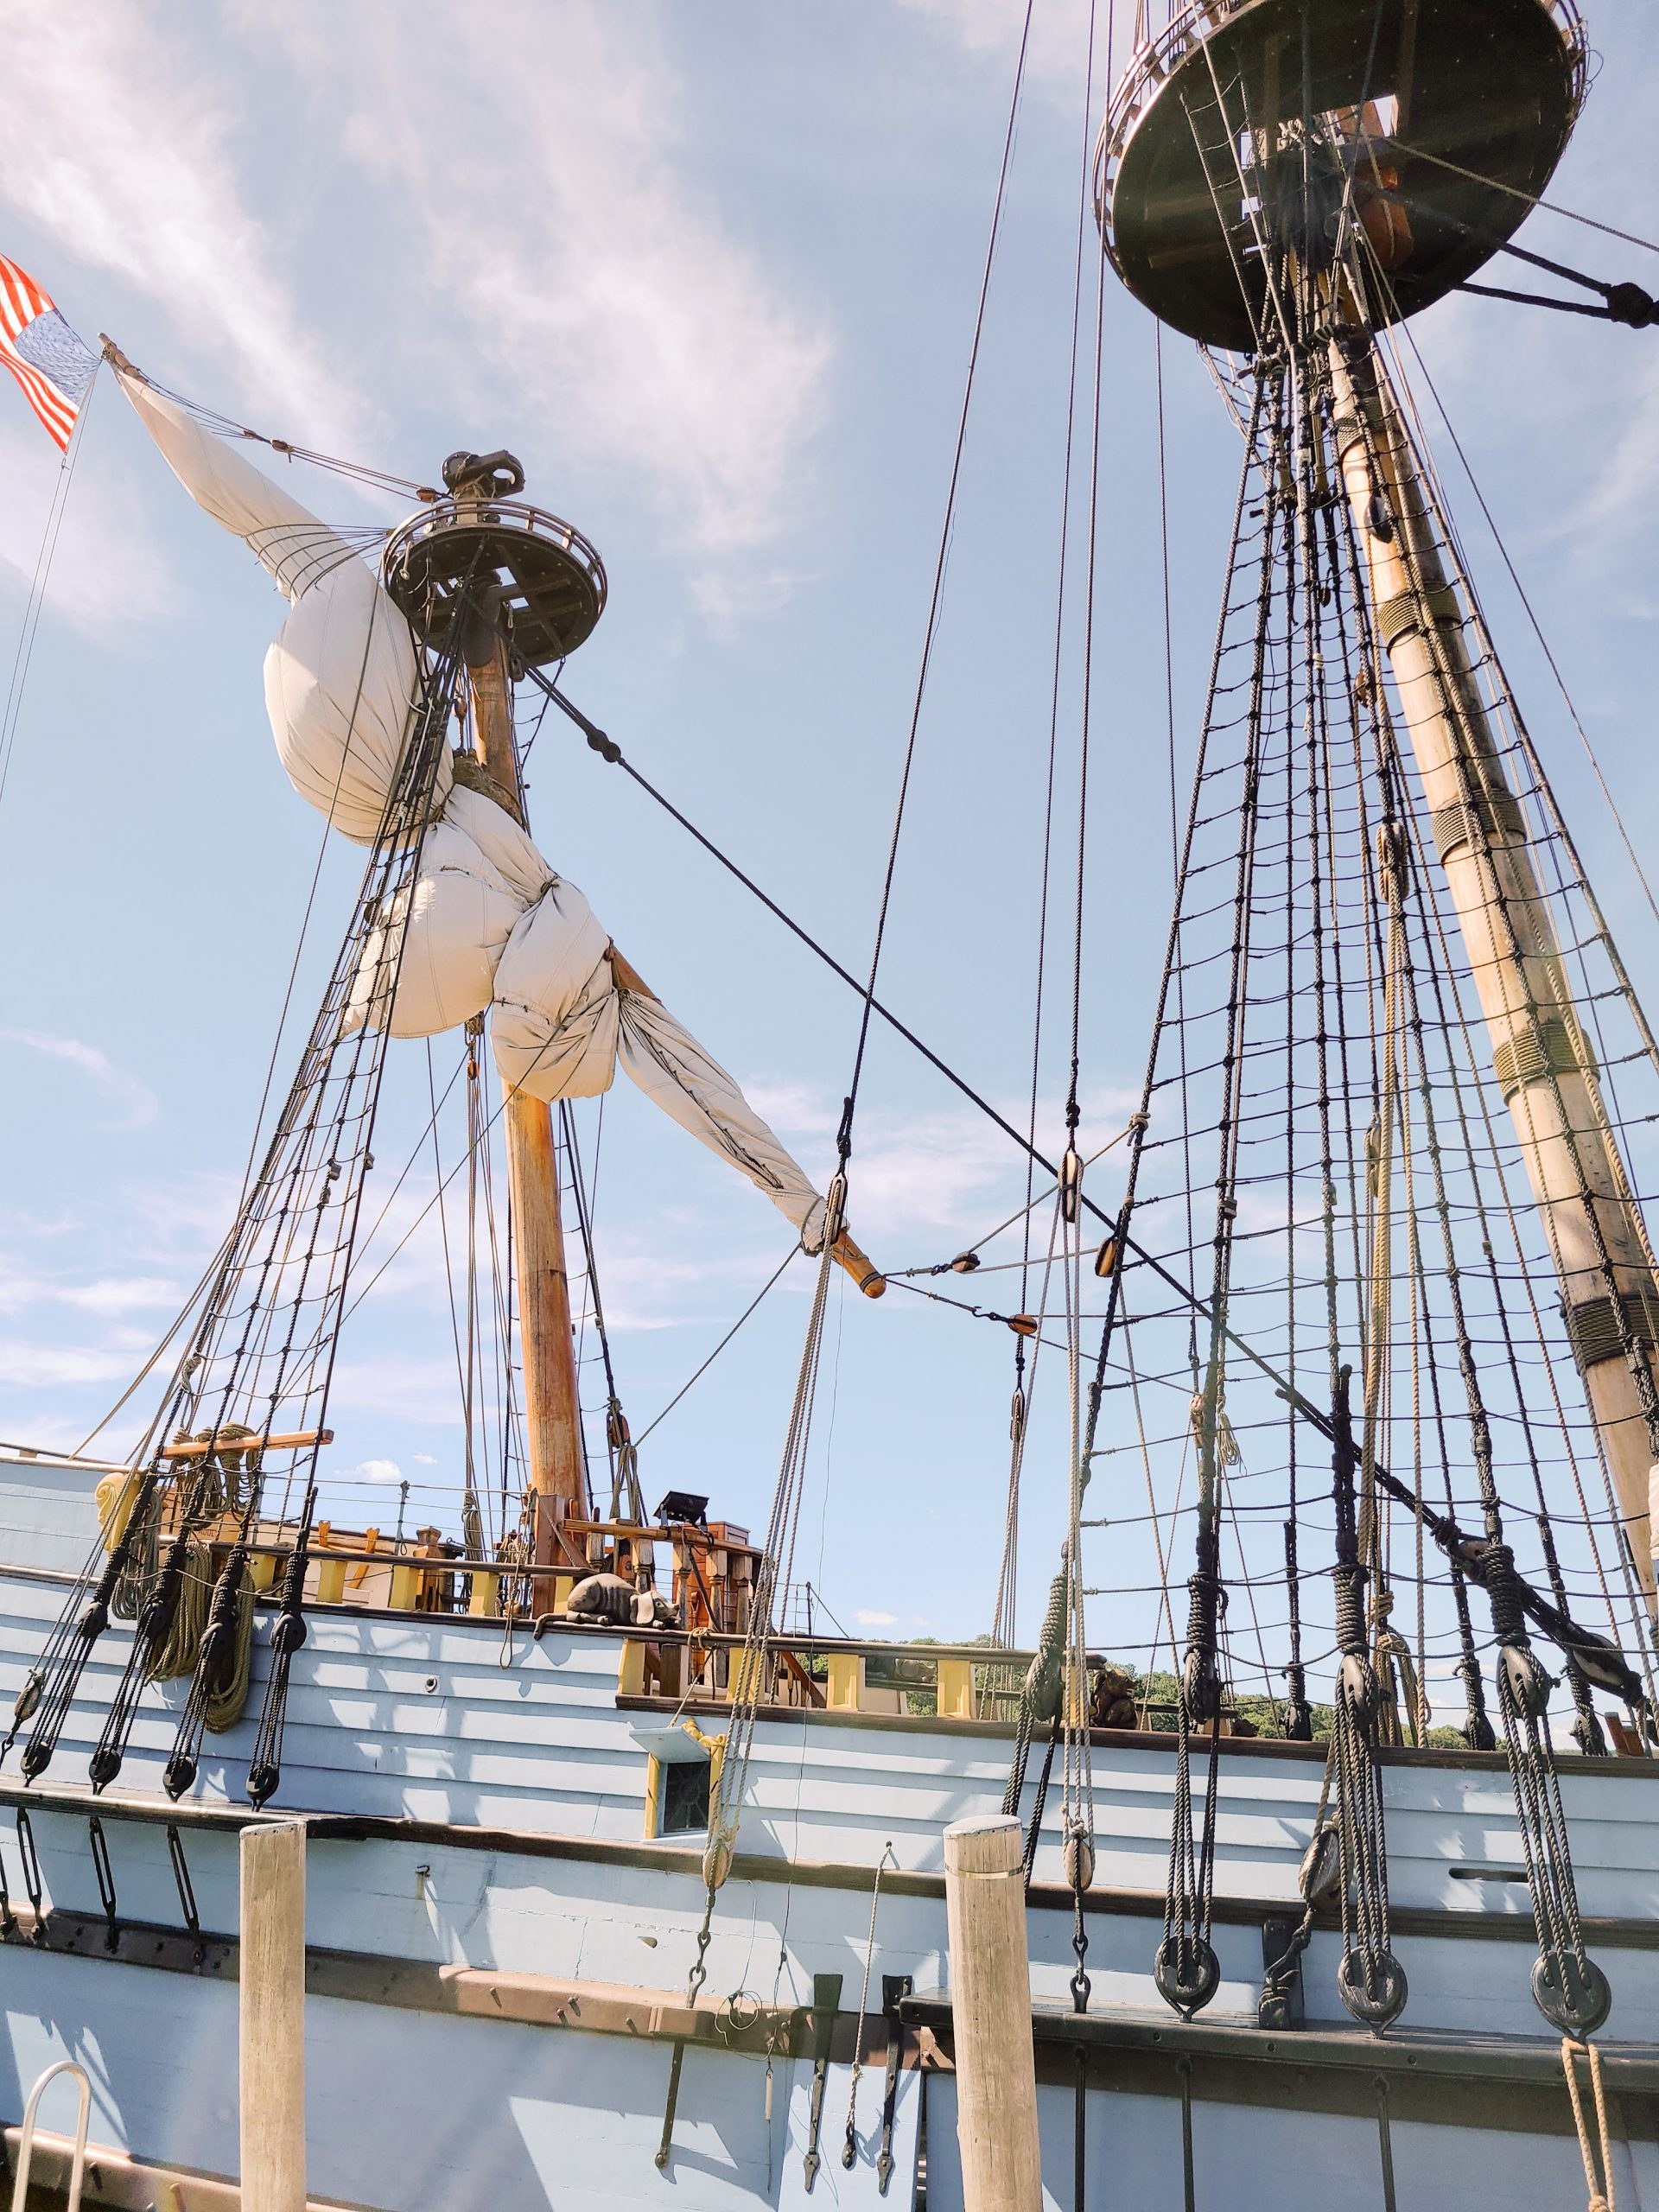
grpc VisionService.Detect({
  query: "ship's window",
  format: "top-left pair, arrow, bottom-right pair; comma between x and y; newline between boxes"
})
660,1757 -> 710,1835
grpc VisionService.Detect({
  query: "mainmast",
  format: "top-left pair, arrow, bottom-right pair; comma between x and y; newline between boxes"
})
1329,334 -> 1659,1596
1087,0 -> 1644,2044
1091,2 -> 1659,1580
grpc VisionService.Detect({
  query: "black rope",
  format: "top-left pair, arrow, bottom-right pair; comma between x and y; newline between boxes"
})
837,0 -> 1035,1166
525,645 -> 1643,1713
1374,2075 -> 1398,2212
88,1815 -> 118,1953
1178,2056 -> 1197,2212
167,1821 -> 205,1966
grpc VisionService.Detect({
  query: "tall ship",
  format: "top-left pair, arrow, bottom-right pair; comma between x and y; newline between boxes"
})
0,1 -> 1656,2206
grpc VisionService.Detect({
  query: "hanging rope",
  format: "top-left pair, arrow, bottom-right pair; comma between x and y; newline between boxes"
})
0,364 -> 100,823
690,1209 -> 842,2001
1326,1369 -> 1407,2032
1562,2037 -> 1618,2212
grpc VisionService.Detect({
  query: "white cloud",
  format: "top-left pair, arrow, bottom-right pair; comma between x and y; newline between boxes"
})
0,422 -> 175,634
54,1276 -> 181,1316
0,0 -> 352,437
896,0 -> 1096,101
0,1339 -> 145,1389
334,1457 -> 403,1486
0,1027 -> 157,1129
741,1080 -> 840,1140
275,0 -> 831,599
855,1607 -> 897,1628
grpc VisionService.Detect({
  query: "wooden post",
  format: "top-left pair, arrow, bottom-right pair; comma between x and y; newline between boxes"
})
239,1821 -> 307,2212
469,635 -> 589,1535
944,1815 -> 1041,2212
937,1657 -> 976,1720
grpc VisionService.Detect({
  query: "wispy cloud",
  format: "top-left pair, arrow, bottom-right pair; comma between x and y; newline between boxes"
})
274,0 -> 831,603
0,422 -> 175,633
333,1456 -> 404,1487
896,0 -> 1096,101
0,1338 -> 149,1389
0,0 -> 352,436
0,1027 -> 157,1129
0,1264 -> 181,1319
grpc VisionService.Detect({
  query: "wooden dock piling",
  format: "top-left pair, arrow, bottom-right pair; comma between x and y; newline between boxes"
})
240,1820 -> 307,2212
944,1813 -> 1041,2212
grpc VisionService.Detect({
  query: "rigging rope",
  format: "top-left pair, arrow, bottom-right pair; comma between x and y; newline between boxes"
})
0,365 -> 99,825
11,576 -> 474,1803
841,1841 -> 896,2169
1562,2037 -> 1618,2212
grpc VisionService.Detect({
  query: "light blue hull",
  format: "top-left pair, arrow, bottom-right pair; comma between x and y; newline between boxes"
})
0,1454 -> 1654,2209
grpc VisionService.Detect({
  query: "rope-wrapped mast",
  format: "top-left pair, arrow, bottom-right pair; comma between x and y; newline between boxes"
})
1329,330 -> 1659,1602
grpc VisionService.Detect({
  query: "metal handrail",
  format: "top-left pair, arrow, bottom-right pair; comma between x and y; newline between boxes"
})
10,2058 -> 91,2212
382,494 -> 607,602
1092,0 -> 1589,259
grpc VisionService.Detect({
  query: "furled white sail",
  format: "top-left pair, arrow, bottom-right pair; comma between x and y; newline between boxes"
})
117,370 -> 438,843
490,877 -> 621,1100
122,368 -> 827,1247
344,785 -> 552,1039
616,992 -> 825,1243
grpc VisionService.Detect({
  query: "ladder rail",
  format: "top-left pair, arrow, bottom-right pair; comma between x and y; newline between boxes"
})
10,2058 -> 92,2212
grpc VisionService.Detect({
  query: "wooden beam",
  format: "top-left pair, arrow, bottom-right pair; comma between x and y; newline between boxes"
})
156,1430 -> 332,1459
606,944 -> 657,1001
830,1228 -> 886,1298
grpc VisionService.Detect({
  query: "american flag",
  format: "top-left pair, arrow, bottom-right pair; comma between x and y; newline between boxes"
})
0,256 -> 97,451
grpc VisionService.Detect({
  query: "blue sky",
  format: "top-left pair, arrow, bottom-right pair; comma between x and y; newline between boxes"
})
1,2 -> 1657,1681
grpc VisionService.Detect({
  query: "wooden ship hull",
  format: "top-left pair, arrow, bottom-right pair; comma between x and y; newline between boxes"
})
0,1447 -> 1656,2210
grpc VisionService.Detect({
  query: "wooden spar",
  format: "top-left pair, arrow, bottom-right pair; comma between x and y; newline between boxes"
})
470,634 -> 590,1542
1331,329 -> 1659,1598
238,1821 -> 307,2212
156,1429 -> 331,1459
943,1815 -> 1041,2212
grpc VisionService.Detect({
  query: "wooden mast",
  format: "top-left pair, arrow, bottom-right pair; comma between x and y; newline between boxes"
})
467,630 -> 589,1558
1331,328 -> 1659,1600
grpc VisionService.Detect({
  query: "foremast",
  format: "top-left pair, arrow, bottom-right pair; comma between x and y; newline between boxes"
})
464,606 -> 589,1550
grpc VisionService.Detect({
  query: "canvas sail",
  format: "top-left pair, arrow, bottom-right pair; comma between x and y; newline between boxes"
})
119,370 -> 826,1248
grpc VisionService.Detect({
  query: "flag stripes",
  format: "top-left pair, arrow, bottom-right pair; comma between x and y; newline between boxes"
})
0,255 -> 90,450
